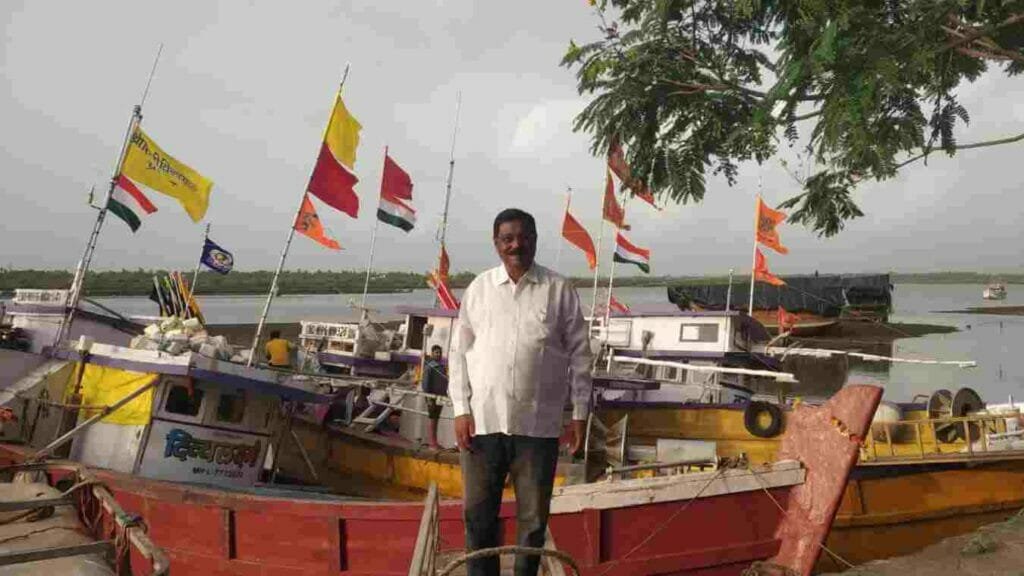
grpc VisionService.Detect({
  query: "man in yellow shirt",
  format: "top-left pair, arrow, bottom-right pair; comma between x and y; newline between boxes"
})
265,330 -> 293,368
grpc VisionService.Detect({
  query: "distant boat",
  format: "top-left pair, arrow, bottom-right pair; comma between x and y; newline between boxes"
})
983,281 -> 1007,300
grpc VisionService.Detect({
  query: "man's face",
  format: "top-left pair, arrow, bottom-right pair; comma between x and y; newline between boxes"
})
430,348 -> 442,361
494,220 -> 536,272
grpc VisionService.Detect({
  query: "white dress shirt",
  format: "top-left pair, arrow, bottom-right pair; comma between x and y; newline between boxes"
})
449,263 -> 593,438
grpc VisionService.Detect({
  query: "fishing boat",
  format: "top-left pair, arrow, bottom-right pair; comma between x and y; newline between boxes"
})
0,332 -> 881,576
983,281 -> 1007,300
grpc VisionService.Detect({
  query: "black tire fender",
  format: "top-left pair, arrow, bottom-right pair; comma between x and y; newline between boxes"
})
744,401 -> 784,438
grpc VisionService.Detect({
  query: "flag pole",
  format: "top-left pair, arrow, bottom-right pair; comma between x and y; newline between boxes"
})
248,64 -> 350,367
189,222 -> 211,300
554,186 -> 571,272
748,178 -> 762,315
725,268 -> 735,312
603,193 -> 629,335
435,92 -> 462,306
54,44 -> 163,350
360,146 -> 387,311
588,212 -> 606,333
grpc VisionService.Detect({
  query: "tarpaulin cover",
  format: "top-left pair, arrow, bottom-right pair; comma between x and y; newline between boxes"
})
69,363 -> 157,425
667,274 -> 893,316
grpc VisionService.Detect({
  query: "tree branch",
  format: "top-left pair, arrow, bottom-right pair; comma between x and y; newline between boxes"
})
896,131 -> 1024,169
941,10 -> 1024,53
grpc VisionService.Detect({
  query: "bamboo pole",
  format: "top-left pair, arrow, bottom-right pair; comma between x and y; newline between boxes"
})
54,46 -> 164,349
189,223 -> 211,301
360,146 -> 387,310
248,64 -> 350,367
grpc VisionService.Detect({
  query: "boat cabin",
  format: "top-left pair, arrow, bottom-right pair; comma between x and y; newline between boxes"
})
299,306 -> 457,377
2,289 -> 143,355
590,309 -> 781,404
3,341 -> 330,489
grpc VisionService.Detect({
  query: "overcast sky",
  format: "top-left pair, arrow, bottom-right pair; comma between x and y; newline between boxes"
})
2,1 -> 1023,279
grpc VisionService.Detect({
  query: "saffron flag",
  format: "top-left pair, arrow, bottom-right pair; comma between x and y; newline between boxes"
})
609,294 -> 630,314
756,197 -> 789,255
108,174 -> 158,232
602,169 -> 628,229
200,238 -> 234,274
777,306 -> 800,334
561,209 -> 598,270
754,248 -> 785,286
608,137 -> 658,209
307,95 -> 362,218
294,194 -> 341,250
119,128 -> 213,222
613,232 -> 650,273
377,154 -> 416,232
438,244 -> 451,284
427,271 -> 459,310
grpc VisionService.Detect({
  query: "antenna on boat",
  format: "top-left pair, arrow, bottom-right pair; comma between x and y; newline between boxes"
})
437,91 -> 461,249
248,63 -> 351,367
54,43 -> 163,350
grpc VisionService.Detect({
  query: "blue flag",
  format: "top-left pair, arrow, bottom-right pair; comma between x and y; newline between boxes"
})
200,238 -> 234,274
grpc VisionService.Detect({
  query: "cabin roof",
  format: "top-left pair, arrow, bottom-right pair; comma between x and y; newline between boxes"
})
393,305 -> 459,318
53,344 -> 330,404
607,305 -> 771,341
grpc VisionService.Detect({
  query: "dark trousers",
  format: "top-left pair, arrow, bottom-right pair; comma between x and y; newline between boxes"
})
460,433 -> 560,576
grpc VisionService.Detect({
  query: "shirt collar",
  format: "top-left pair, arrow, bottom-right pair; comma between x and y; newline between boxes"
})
493,264 -> 541,286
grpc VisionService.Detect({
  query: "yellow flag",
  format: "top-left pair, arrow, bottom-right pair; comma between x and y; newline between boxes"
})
120,127 -> 213,222
323,96 -> 361,170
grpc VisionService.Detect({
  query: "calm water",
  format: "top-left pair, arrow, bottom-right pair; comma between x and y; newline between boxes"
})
87,283 -> 1022,403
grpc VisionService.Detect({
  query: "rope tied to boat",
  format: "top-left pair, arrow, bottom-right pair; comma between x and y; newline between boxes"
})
436,545 -> 580,576
114,512 -> 146,576
744,463 -> 858,570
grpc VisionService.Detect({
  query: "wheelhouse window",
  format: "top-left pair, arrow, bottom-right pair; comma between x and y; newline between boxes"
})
680,324 -> 719,343
216,392 -> 247,424
165,385 -> 204,417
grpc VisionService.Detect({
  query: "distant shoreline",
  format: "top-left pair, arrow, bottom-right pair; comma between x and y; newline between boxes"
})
1,269 -> 1021,298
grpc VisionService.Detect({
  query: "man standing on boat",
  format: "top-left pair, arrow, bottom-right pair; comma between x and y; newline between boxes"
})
422,344 -> 448,450
265,330 -> 294,369
450,208 -> 593,576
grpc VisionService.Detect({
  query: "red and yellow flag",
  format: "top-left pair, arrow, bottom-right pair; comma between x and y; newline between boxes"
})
294,193 -> 341,250
307,95 -> 362,218
602,168 -> 628,229
426,271 -> 460,311
609,294 -> 630,314
754,249 -> 785,286
438,243 -> 451,284
561,209 -> 598,270
756,197 -> 789,255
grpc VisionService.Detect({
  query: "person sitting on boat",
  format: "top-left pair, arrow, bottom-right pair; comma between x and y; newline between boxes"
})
265,330 -> 294,369
421,344 -> 449,450
449,208 -> 593,576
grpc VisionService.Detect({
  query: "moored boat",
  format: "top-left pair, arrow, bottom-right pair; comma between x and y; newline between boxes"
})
0,334 -> 879,575
983,281 -> 1007,300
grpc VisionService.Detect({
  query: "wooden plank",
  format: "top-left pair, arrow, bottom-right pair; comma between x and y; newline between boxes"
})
0,541 -> 113,566
0,495 -> 70,512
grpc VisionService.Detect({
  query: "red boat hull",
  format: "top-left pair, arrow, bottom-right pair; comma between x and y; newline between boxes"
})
0,384 -> 880,575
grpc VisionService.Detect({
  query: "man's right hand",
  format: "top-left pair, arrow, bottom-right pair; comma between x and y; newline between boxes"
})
454,414 -> 475,451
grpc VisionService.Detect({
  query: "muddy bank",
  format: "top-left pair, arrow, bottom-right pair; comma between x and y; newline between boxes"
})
937,305 -> 1024,316
823,510 -> 1024,576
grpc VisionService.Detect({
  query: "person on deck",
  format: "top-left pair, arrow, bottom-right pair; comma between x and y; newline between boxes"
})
265,330 -> 293,369
422,344 -> 449,450
449,208 -> 593,576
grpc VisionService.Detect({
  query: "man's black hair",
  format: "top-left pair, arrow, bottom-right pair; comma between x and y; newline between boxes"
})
431,344 -> 443,354
492,208 -> 537,238
270,330 -> 281,339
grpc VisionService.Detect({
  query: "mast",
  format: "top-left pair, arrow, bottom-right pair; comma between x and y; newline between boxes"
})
54,44 -> 163,349
360,146 -> 387,310
553,186 -> 571,271
248,64 -> 350,367
602,192 -> 629,334
748,176 -> 763,315
437,92 -> 462,253
189,222 -> 211,300
587,215 -> 606,333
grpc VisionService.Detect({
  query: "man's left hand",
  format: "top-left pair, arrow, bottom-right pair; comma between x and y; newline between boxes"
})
565,419 -> 586,456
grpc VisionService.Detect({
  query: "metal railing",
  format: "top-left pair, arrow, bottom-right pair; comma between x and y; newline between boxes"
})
860,412 -> 1024,463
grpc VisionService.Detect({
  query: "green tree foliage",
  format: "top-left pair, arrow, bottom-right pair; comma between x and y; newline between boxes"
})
563,0 -> 1024,235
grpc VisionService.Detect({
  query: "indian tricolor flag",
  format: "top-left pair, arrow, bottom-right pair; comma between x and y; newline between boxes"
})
376,152 -> 415,232
613,232 -> 650,273
108,174 -> 157,232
